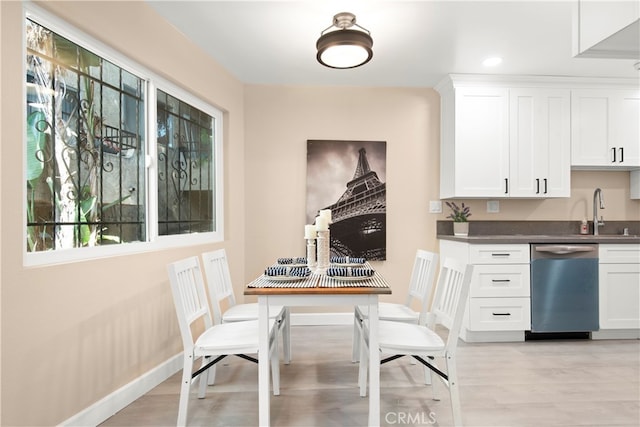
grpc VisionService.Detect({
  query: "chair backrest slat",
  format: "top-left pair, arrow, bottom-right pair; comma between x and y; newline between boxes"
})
406,250 -> 439,322
202,249 -> 237,324
167,256 -> 213,351
428,257 -> 473,352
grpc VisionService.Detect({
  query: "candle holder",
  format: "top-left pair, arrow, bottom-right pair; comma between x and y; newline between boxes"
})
306,238 -> 317,271
316,229 -> 330,274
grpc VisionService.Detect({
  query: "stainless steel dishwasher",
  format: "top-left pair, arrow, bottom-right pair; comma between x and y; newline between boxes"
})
530,244 -> 599,334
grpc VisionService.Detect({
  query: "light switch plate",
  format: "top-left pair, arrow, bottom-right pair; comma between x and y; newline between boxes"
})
487,200 -> 500,213
429,200 -> 443,213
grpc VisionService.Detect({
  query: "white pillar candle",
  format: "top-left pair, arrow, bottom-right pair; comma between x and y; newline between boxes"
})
319,209 -> 332,223
316,229 -> 330,274
304,224 -> 317,239
315,216 -> 329,231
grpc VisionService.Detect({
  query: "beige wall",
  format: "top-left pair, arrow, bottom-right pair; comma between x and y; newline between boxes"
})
1,1 -> 246,425
244,85 -> 442,304
2,1 -> 639,425
243,86 -> 640,309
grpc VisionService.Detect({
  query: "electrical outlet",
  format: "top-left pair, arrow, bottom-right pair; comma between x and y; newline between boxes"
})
487,200 -> 500,213
429,200 -> 443,214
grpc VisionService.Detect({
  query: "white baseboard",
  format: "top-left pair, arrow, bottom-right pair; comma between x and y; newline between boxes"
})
591,329 -> 640,340
460,328 -> 525,343
290,312 -> 353,325
59,353 -> 183,426
60,313 -> 351,426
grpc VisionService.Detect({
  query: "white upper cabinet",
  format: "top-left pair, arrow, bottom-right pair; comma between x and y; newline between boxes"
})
573,0 -> 640,59
571,89 -> 640,169
509,89 -> 571,197
442,86 -> 510,198
437,75 -> 570,199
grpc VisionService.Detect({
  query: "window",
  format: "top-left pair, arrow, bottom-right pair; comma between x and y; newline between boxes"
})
156,89 -> 217,236
24,8 -> 223,266
26,19 -> 146,252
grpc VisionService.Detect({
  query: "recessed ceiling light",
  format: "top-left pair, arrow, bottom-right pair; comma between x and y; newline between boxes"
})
483,57 -> 503,67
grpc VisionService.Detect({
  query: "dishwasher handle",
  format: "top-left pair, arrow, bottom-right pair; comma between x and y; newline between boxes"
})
532,244 -> 598,256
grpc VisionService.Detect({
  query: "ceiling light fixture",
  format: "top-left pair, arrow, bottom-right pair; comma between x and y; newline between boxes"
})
316,12 -> 373,69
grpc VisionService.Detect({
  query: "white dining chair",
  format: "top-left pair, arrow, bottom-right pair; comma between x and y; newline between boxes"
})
352,249 -> 439,362
167,256 -> 280,427
357,257 -> 473,427
201,249 -> 291,365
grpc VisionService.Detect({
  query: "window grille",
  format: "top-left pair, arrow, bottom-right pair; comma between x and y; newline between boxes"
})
25,19 -> 146,252
24,10 -> 223,264
156,90 -> 215,236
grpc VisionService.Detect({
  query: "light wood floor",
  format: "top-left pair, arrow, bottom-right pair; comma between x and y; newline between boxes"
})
100,325 -> 640,427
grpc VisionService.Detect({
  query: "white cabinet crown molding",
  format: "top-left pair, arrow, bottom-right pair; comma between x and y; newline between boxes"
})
435,74 -> 639,92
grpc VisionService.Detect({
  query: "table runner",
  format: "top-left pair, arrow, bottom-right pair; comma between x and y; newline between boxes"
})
247,269 -> 389,289
318,274 -> 389,288
247,274 -> 320,288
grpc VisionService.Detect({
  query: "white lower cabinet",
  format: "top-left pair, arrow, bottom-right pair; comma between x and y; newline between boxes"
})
441,239 -> 640,341
596,244 -> 640,335
440,240 -> 531,342
468,298 -> 530,331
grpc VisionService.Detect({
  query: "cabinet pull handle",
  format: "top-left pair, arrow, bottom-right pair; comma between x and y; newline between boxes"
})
491,279 -> 511,283
491,253 -> 511,257
543,178 -> 547,194
504,178 -> 509,194
612,147 -> 616,163
492,312 -> 511,316
620,147 -> 624,163
536,178 -> 540,194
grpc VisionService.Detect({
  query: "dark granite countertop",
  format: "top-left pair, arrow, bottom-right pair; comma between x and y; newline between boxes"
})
438,234 -> 640,244
437,221 -> 640,244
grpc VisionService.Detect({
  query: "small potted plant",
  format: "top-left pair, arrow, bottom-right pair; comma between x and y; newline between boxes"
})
446,201 -> 471,236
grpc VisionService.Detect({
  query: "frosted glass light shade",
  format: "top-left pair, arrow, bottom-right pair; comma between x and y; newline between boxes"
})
316,29 -> 373,69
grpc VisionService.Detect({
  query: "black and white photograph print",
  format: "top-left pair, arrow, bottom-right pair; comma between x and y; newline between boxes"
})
306,140 -> 386,261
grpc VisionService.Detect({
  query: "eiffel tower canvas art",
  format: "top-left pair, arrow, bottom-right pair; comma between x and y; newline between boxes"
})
306,140 -> 386,260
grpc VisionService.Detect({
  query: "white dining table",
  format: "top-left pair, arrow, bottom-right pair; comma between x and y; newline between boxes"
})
245,271 -> 391,426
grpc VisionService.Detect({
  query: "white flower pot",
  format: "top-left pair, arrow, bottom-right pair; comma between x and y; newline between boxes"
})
453,222 -> 469,236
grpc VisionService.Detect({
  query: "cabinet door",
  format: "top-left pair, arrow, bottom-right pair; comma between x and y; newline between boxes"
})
599,263 -> 640,329
571,89 -> 640,168
510,89 -> 570,197
600,244 -> 640,264
613,90 -> 640,167
452,87 -> 510,197
571,89 -> 612,167
469,244 -> 530,264
471,264 -> 530,298
468,297 -> 531,331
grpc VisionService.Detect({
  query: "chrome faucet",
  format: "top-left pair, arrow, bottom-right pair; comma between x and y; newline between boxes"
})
593,188 -> 605,235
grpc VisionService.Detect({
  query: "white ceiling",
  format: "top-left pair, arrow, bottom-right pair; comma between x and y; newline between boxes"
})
147,0 -> 640,88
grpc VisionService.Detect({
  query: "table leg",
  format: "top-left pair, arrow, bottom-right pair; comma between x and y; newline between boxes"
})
258,296 -> 270,426
368,295 -> 380,426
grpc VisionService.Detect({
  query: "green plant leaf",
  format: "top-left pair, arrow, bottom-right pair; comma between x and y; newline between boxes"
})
79,194 -> 97,218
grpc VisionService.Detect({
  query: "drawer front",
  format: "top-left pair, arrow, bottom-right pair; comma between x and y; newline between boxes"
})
469,244 -> 530,264
468,297 -> 531,331
599,244 -> 640,264
471,264 -> 530,298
